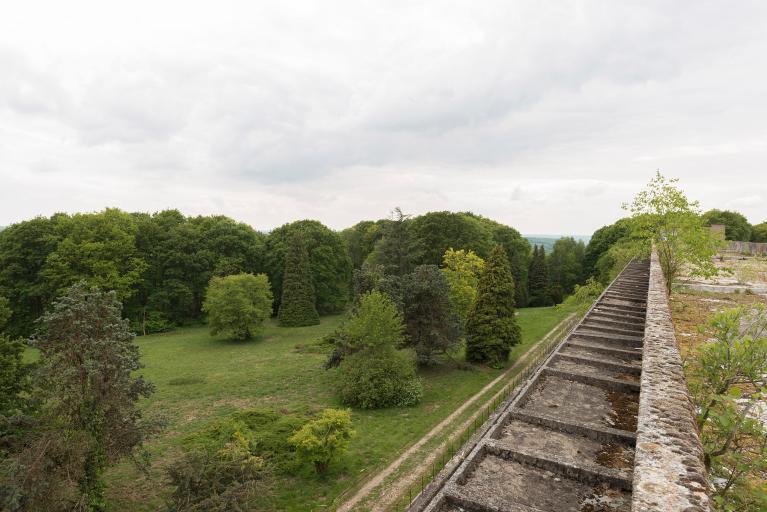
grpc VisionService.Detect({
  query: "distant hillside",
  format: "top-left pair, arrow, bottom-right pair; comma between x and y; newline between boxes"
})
524,234 -> 591,252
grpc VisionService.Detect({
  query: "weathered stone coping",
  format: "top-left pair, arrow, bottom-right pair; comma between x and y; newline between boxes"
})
631,249 -> 711,511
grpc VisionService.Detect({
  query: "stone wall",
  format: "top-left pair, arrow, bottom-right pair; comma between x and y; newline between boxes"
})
631,249 -> 711,511
727,241 -> 767,255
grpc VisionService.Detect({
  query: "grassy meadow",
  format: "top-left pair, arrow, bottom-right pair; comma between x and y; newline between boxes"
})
105,304 -> 576,511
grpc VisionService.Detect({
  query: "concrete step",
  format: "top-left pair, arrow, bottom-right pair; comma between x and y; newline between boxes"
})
581,318 -> 644,334
571,329 -> 644,347
565,340 -> 642,360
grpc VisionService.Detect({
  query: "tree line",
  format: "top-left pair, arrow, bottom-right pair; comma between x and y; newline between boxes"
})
0,208 -> 595,339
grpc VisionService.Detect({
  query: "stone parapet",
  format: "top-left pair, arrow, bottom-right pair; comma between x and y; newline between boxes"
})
631,248 -> 711,511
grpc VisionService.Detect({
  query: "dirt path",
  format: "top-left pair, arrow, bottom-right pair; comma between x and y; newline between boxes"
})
336,313 -> 576,512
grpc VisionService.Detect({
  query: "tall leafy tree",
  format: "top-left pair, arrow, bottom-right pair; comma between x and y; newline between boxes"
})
368,208 -> 422,277
408,211 -> 492,266
547,237 -> 586,303
340,220 -> 387,269
265,220 -> 351,315
401,265 -> 461,364
203,273 -> 273,340
465,245 -> 521,366
527,245 -> 553,307
583,218 -> 632,281
41,209 -> 147,304
10,283 -> 157,511
751,221 -> 767,243
0,215 -> 63,337
701,209 -> 752,242
278,236 -> 320,327
441,249 -> 484,328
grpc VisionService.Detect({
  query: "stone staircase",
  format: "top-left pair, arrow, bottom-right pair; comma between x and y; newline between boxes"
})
421,260 -> 651,512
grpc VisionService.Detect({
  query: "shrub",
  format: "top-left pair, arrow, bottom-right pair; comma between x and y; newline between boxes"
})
202,273 -> 273,340
167,431 -> 266,512
335,348 -> 422,409
182,409 -> 307,474
289,409 -> 355,473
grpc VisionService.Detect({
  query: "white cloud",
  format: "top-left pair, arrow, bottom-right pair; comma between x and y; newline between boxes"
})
2,0 -> 767,233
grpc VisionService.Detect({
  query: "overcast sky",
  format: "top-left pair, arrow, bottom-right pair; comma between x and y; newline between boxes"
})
1,1 -> 766,235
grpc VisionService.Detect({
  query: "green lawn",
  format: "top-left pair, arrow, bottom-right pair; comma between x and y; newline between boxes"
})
105,304 -> 576,511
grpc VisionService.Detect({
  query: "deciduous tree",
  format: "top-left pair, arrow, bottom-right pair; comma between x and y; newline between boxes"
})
701,209 -> 752,242
203,273 -> 273,340
624,172 -> 719,293
441,248 -> 485,328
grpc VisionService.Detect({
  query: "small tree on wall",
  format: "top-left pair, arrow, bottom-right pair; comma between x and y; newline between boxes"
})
278,236 -> 320,327
624,171 -> 719,293
465,245 -> 521,366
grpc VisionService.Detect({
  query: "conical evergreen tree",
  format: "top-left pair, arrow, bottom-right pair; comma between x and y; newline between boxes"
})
278,235 -> 320,326
527,245 -> 553,306
465,245 -> 521,366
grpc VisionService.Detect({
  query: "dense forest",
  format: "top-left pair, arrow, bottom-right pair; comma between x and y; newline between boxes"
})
0,208 -> 594,338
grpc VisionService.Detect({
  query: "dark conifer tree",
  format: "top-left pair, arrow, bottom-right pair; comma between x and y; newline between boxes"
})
278,236 -> 320,326
527,245 -> 553,307
465,245 -> 521,366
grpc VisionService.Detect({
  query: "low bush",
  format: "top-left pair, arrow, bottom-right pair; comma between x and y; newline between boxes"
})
167,431 -> 266,512
335,348 -> 422,409
182,408 -> 308,474
289,409 -> 355,473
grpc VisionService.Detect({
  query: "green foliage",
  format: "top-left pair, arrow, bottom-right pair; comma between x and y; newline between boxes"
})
441,249 -> 485,328
402,265 -> 462,364
557,278 -> 604,314
278,236 -> 320,327
624,172 -> 720,293
0,334 -> 32,420
404,211 -> 530,307
341,220 -> 387,269
183,408 -> 308,474
546,237 -> 586,303
41,208 -> 148,304
701,209 -> 752,242
265,220 -> 352,315
342,291 -> 405,353
584,218 -> 634,283
7,282 -> 158,511
132,211 -> 266,330
686,305 -> 767,511
289,409 -> 355,474
465,245 -> 522,366
527,245 -> 553,307
203,273 -> 273,340
0,210 -> 267,338
367,208 -> 422,277
0,297 -> 10,332
167,430 -> 266,512
750,221 -> 767,243
334,291 -> 421,408
335,348 -> 423,409
408,211 -> 492,267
